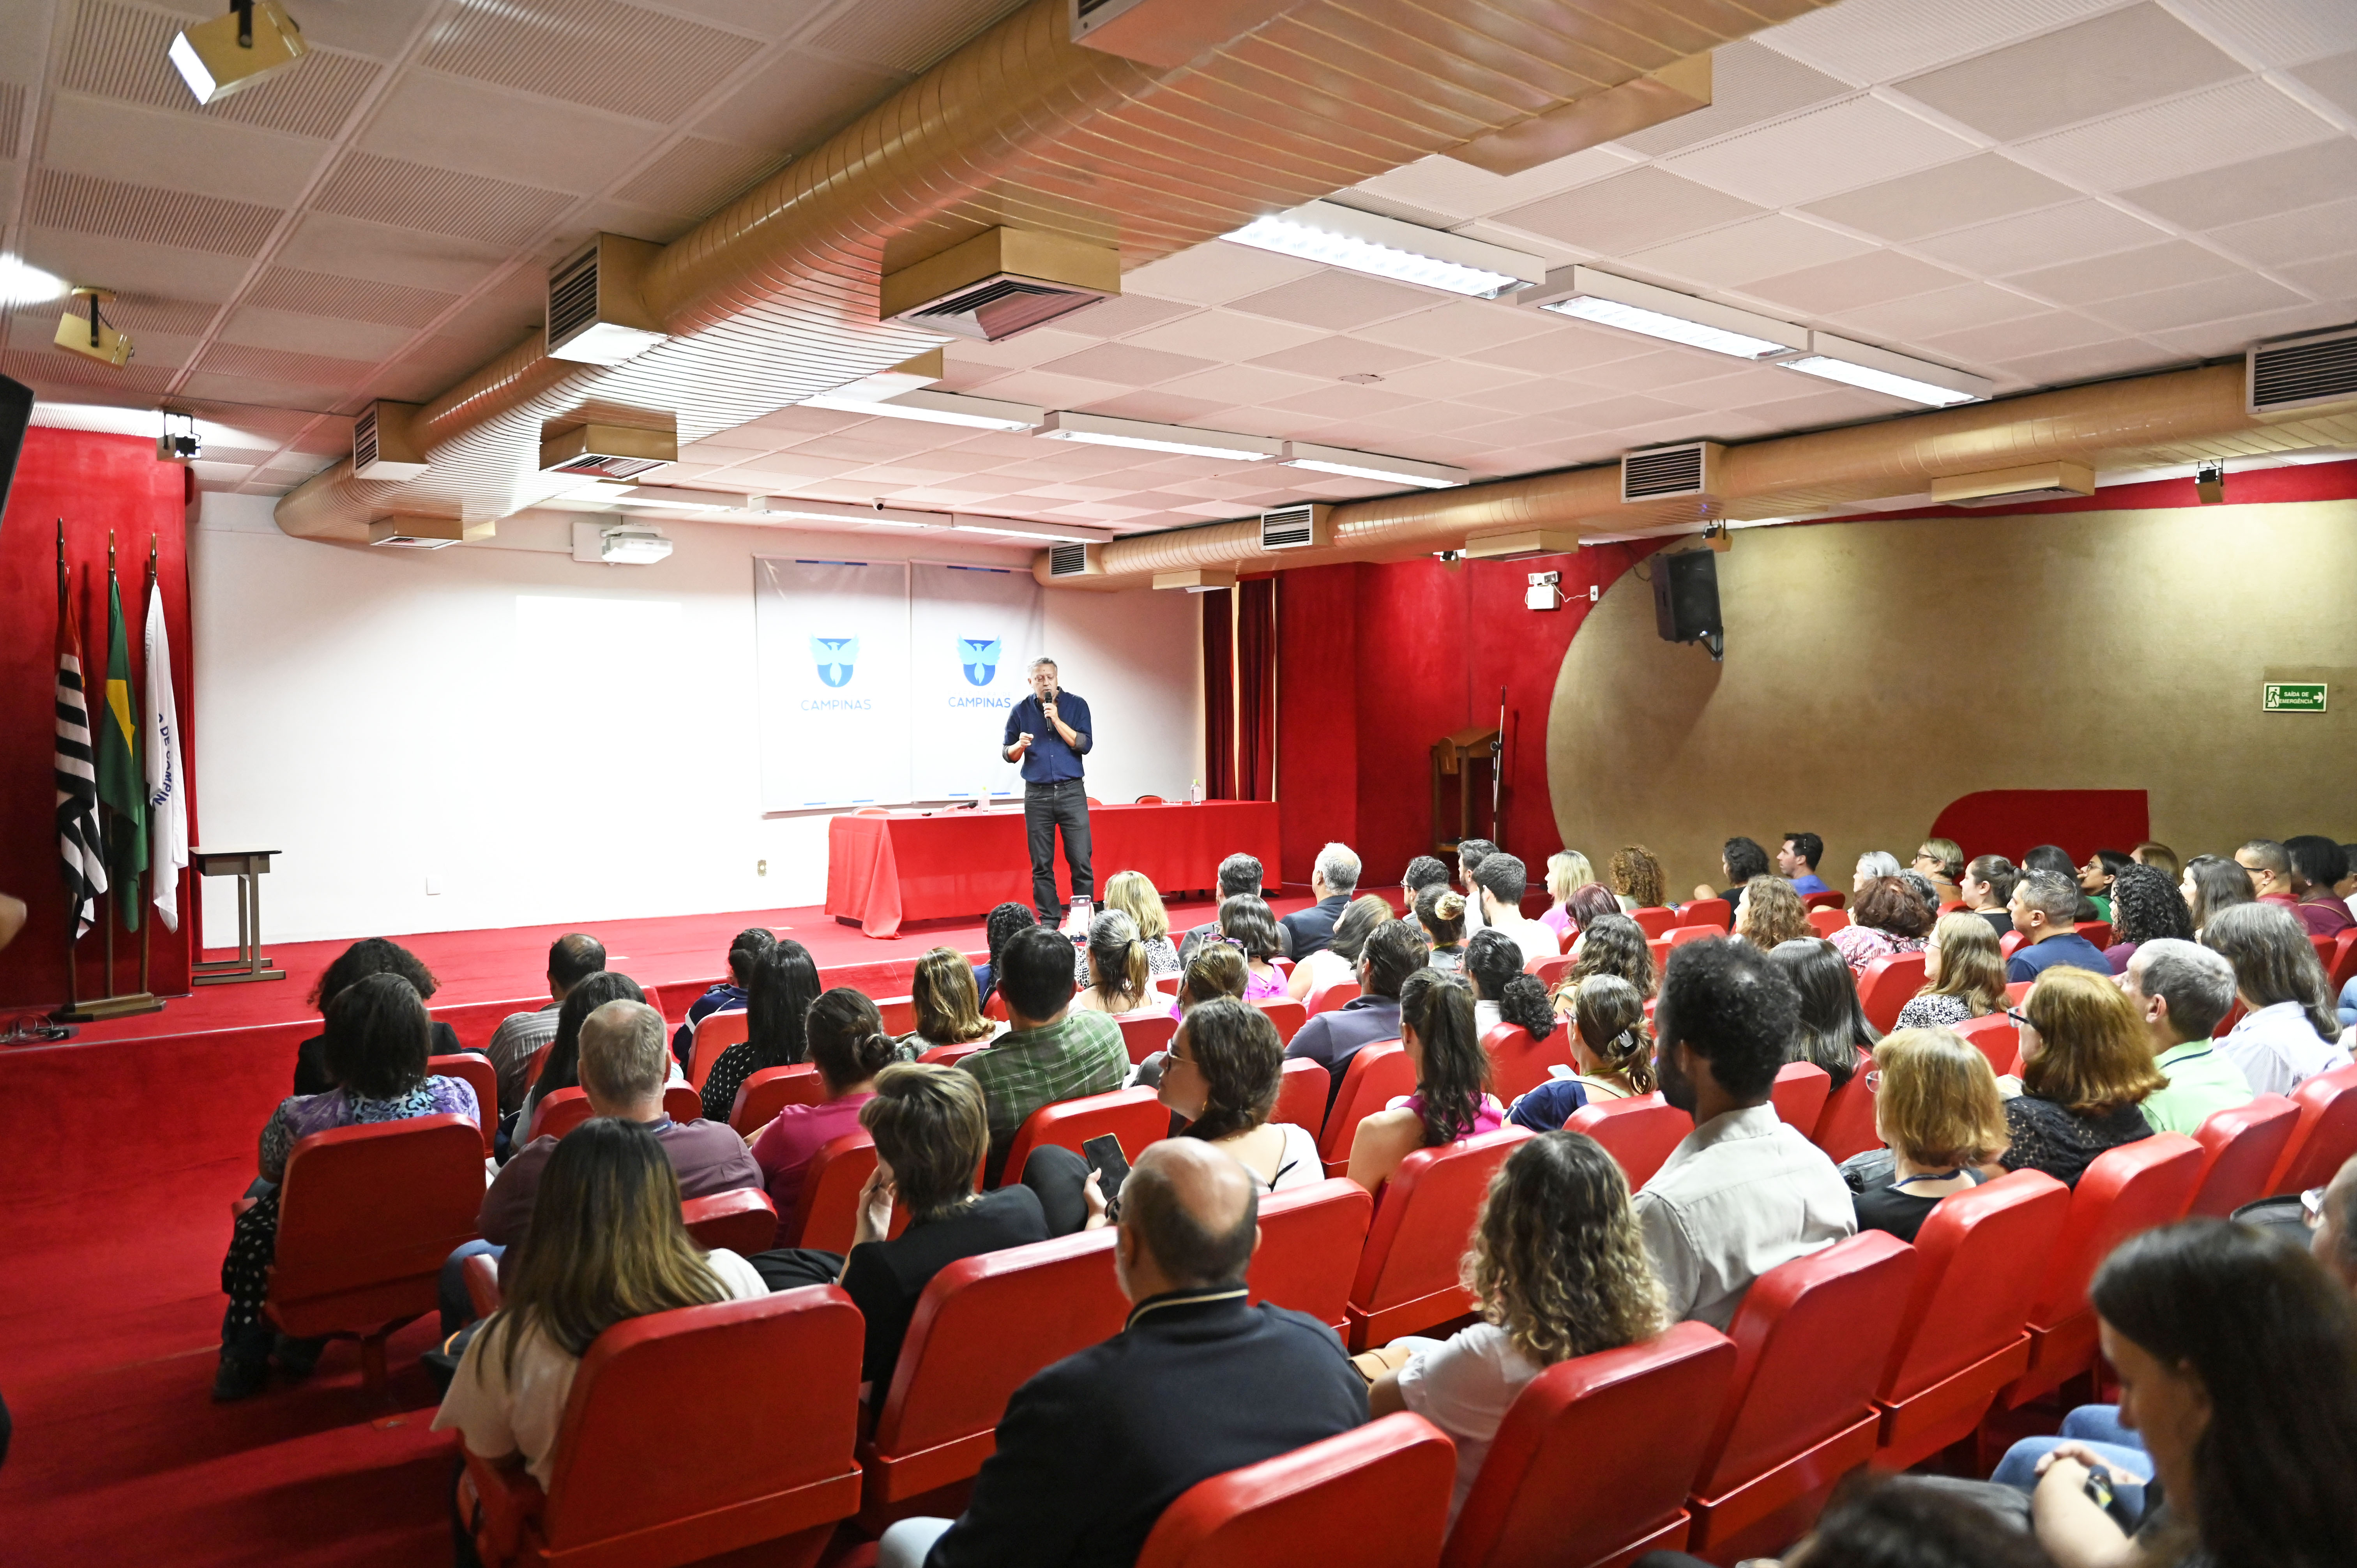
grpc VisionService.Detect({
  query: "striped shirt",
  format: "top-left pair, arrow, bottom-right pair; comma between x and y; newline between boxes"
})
959,1008 -> 1128,1184
486,1001 -> 562,1117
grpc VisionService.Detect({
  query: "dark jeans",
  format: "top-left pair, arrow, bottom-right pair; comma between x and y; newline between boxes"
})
1025,779 -> 1092,921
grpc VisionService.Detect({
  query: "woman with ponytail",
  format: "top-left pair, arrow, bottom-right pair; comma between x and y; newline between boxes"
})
744,987 -> 901,1233
1505,975 -> 1656,1132
1072,909 -> 1163,1016
1347,969 -> 1502,1194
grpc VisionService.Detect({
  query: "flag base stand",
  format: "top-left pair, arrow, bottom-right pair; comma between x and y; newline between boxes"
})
53,991 -> 164,1022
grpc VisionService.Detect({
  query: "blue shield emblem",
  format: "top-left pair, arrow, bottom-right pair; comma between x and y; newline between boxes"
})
959,637 -> 1001,687
810,636 -> 858,688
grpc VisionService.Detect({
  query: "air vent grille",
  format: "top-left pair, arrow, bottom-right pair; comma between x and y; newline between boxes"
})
2249,327 -> 2357,416
353,404 -> 379,472
548,247 -> 601,351
915,277 -> 1099,341
1259,503 -> 1328,550
1622,443 -> 1719,502
549,452 -> 666,480
1048,541 -> 1097,577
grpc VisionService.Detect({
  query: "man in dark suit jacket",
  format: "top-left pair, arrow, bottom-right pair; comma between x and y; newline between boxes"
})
1278,841 -> 1362,960
878,1140 -> 1368,1568
1176,851 -> 1290,966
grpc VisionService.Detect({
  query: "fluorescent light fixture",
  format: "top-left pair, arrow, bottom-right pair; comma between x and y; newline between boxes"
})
948,516 -> 1112,543
1779,332 -> 1992,407
754,498 -> 945,529
617,485 -> 756,511
170,1 -> 309,105
0,255 -> 68,305
1038,411 -> 1282,462
1226,200 -> 1546,300
1524,267 -> 1806,359
1281,441 -> 1467,489
803,388 -> 1044,431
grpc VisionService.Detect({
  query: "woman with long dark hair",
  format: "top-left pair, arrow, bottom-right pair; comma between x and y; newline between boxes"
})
516,970 -> 652,1135
671,926 -> 773,1063
292,937 -> 462,1095
1770,937 -> 1878,1091
1288,893 -> 1395,1000
746,988 -> 904,1231
1418,886 -> 1468,973
1346,969 -> 1500,1194
1552,913 -> 1656,1014
1464,927 -> 1525,1034
1216,894 -> 1288,1001
2104,862 -> 2194,973
2182,855 -> 2254,936
699,939 -> 822,1121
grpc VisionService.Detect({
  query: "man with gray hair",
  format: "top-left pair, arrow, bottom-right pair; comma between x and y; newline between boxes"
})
2004,870 -> 2110,984
1280,841 -> 1360,959
2123,938 -> 2254,1134
1002,656 -> 1095,929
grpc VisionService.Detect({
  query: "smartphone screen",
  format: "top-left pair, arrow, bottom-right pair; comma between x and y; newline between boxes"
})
1081,1132 -> 1131,1201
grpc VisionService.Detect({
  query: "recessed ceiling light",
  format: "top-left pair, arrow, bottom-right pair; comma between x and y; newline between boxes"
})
1038,411 -> 1283,462
1225,200 -> 1546,300
1779,332 -> 1991,408
1281,441 -> 1468,489
170,1 -> 310,105
1523,267 -> 1807,360
0,255 -> 68,305
803,388 -> 1044,431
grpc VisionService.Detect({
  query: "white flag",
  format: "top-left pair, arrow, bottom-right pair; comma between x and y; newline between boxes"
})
144,579 -> 189,931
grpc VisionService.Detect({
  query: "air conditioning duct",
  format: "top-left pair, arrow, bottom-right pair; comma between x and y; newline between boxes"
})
1046,540 -> 1105,579
546,235 -> 667,367
1930,461 -> 2096,508
1070,0 -> 1302,68
353,400 -> 429,480
537,423 -> 677,481
881,228 -> 1118,343
1622,441 -> 1723,503
1154,569 -> 1237,591
368,515 -> 490,549
2247,325 -> 2357,418
1258,503 -> 1330,551
1466,530 -> 1580,560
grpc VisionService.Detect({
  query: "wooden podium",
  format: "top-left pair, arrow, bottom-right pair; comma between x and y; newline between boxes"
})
1429,725 -> 1499,856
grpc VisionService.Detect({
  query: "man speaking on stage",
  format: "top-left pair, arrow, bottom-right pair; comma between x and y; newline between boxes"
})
1003,657 -> 1094,928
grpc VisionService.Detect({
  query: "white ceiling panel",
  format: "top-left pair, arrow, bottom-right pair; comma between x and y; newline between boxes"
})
1495,166 -> 1767,254
2207,194 -> 2357,265
1801,152 -> 2080,240
1915,200 -> 2171,275
1755,0 -> 2119,87
1663,96 -> 1980,208
1615,40 -> 1853,156
42,93 -> 330,205
1892,5 -> 2243,141
2016,77 -> 2338,190
1626,212 -> 1877,286
359,70 -> 664,194
1350,147 -> 1639,224
2171,0 -> 2357,68
2120,137 -> 2357,229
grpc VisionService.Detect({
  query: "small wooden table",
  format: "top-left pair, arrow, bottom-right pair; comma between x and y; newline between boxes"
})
191,847 -> 285,985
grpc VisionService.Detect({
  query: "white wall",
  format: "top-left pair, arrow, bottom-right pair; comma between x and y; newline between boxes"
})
192,497 -> 1203,943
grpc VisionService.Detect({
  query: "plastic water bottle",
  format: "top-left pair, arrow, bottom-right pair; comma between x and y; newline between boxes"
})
1191,777 -> 1203,804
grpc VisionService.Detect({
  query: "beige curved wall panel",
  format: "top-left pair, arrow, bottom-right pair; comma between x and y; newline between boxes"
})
1547,501 -> 2357,898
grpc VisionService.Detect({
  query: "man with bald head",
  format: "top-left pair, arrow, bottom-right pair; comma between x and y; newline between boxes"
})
879,1140 -> 1367,1568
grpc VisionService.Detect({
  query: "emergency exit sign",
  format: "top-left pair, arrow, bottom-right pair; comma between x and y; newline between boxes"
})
2263,683 -> 2327,712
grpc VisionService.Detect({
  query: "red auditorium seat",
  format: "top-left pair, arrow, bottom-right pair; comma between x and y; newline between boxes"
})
983,992 -> 1009,1022
688,1009 -> 750,1091
732,1064 -> 828,1133
1630,907 -> 1676,939
1999,932 -> 2026,961
1442,1321 -> 1738,1568
858,1230 -> 1129,1531
1805,908 -> 1848,939
263,1114 -> 485,1395
1647,937 -> 1673,973
2074,922 -> 2113,949
1810,1057 -> 1882,1164
2210,998 -> 2243,1038
1664,923 -> 1720,951
1801,892 -> 1846,912
791,1132 -> 876,1252
1530,955 -> 1573,987
681,1188 -> 779,1255
527,1088 -> 594,1143
2328,930 -> 2357,996
1254,995 -> 1308,1044
1318,1043 -> 1413,1178
2268,1064 -> 2357,1194
663,1083 -> 701,1124
1952,1014 -> 2018,1075
458,1285 -> 863,1568
1346,1128 -> 1530,1351
1307,978 -> 1361,1017
1996,1134 -> 2203,1412
876,995 -> 917,1035
1871,1169 -> 2070,1470
1686,1232 -> 1918,1559
1134,793 -> 1166,803
1768,1062 -> 1831,1135
1682,897 -> 1732,931
1856,952 -> 1926,1033
1119,1012 -> 1178,1065
638,982 -> 665,1020
1248,1178 -> 1375,1333
1138,1412 -> 1456,1568
2003,980 -> 2031,1005
918,1040 -> 990,1067
1565,1095 -> 1690,1190
461,1249 -> 501,1321
997,1088 -> 1167,1186
429,1053 -> 498,1153
1276,1058 -> 1330,1136
2187,1096 -> 2300,1217
1481,1022 -> 1574,1102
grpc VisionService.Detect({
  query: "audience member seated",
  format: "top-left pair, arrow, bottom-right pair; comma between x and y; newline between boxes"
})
1104,869 -> 1184,982
1912,837 -> 1966,906
486,932 -> 606,1119
518,971 -> 675,1137
1216,893 -> 1290,1001
2005,871 -> 2111,984
1551,913 -> 1657,1015
2024,844 -> 2103,922
1853,850 -> 1903,892
2339,843 -> 2357,925
2132,840 -> 2181,879
217,974 -> 482,1400
1455,837 -> 1499,934
2182,852 -> 2255,936
1400,854 -> 1452,942
1286,920 -> 1427,1108
1362,1132 -> 1666,1526
1416,886 -> 1467,972
1830,874 -> 1934,975
958,924 -> 1129,1186
1734,874 -> 1811,950
900,946 -> 1000,1055
1288,893 -> 1396,1000
974,901 -> 1037,1008
1540,849 -> 1598,941
1845,1028 -> 2001,1243
1178,854 -> 1279,968
748,989 -> 903,1219
1770,937 -> 1876,1091
1281,841 -> 1362,959
1346,969 -> 1502,1195
291,938 -> 465,1097
1497,974 -> 1557,1047
875,1140 -> 1367,1568
433,1119 -> 769,1490
1692,835 -> 1771,904
1609,843 -> 1667,913
1897,913 -> 2007,1030
1635,939 -> 1854,1330
470,1000 -> 758,1312
2104,862 -> 2195,973
1959,854 -> 2018,936
2202,903 -> 2353,1095
1508,974 -> 1657,1133
1896,869 -> 1946,928
1777,831 -> 1832,898
2235,837 -> 2303,916
2077,848 -> 2132,922
1073,909 -> 1168,1017
754,1064 -> 1048,1392
1464,927 -> 1525,1034
698,940 -> 823,1123
1474,851 -> 1560,964
671,925 -> 772,1063
2285,835 -> 2355,937
1995,969 -> 2161,1187
2122,939 -> 2252,1135
1161,942 -> 1248,1028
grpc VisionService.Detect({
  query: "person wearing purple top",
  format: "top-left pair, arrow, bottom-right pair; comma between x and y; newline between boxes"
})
1777,832 -> 1832,898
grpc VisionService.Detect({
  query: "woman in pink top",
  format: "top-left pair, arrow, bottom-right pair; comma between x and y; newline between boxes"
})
1216,894 -> 1291,1001
1537,851 -> 1599,942
1347,968 -> 1503,1193
745,989 -> 904,1241
1829,875 -> 1934,976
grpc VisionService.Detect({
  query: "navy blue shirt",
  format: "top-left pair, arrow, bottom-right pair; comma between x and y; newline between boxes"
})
2006,931 -> 2111,985
1004,690 -> 1092,784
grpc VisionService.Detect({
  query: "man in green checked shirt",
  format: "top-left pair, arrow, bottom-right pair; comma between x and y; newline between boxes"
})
959,923 -> 1129,1185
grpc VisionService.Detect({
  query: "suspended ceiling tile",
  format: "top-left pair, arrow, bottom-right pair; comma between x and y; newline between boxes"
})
1913,200 -> 2167,277
2207,195 -> 2357,267
806,0 -> 1026,74
1893,4 -> 2243,142
1830,282 -> 2051,342
245,264 -> 460,329
2119,138 -> 2357,231
1349,146 -> 1639,224
1742,248 -> 1968,314
1800,152 -> 2078,242
1224,271 -> 1440,332
1460,322 -> 1657,375
1993,339 -> 2177,385
1259,383 -> 1428,419
1455,376 -> 1629,415
2172,0 -> 2357,70
1355,399 -> 1524,436
2008,240 -> 2245,305
691,49 -> 905,154
1124,241 -> 1326,306
654,0 -> 836,40
2148,299 -> 2355,357
2292,49 -> 2357,115
1035,342 -> 1223,386
1050,294 -> 1195,339
2087,273 -> 2307,332
1360,358 -> 1535,402
943,327 -> 1105,373
1663,96 -> 1979,208
1078,390 -> 1236,424
1625,212 -> 1876,288
1351,299 -> 1560,357
2016,77 -> 2338,191
271,0 -> 440,62
1119,308 -> 1326,362
1619,40 -> 1854,156
43,94 -> 331,207
312,152 -> 577,248
215,304 -> 412,362
272,211 -> 511,292
1753,0 -> 2119,88
62,0 -> 382,139
957,369 -> 1133,410
31,166 -> 281,254
359,70 -> 666,195
1244,335 -> 1435,380
1151,364 -> 1332,408
419,0 -> 766,124
1495,166 -> 1766,255
96,293 -> 217,334
1574,348 -> 1733,394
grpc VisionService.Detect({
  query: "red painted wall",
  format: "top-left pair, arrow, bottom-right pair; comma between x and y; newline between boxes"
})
0,429 -> 195,1010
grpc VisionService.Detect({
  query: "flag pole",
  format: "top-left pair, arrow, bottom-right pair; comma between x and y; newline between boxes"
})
59,522 -> 80,1016
140,535 -> 157,1000
103,530 -> 118,999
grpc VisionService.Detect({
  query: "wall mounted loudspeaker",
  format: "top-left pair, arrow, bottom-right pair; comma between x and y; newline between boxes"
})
1652,547 -> 1723,662
0,371 -> 32,529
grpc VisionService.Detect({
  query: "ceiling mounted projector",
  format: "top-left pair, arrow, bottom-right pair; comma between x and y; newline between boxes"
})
55,287 -> 132,368
171,1 -> 309,106
572,521 -> 673,564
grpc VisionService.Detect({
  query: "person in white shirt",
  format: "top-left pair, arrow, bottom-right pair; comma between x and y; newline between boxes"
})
1471,852 -> 1560,966
1634,937 -> 1855,1330
1456,838 -> 1498,937
434,1117 -> 769,1491
2202,903 -> 2352,1095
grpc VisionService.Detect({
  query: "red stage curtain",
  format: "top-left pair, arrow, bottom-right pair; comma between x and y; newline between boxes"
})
1236,578 -> 1275,802
1203,587 -> 1235,799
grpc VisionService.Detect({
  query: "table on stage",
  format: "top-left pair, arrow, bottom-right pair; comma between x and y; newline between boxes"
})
825,801 -> 1281,938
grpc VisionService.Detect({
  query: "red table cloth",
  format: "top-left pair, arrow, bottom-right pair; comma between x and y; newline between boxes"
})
825,802 -> 1281,938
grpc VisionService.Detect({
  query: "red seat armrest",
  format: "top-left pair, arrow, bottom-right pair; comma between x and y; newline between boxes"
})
461,1447 -> 544,1564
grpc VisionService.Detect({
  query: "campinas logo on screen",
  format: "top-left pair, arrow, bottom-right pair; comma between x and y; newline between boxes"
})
810,636 -> 858,688
959,637 -> 1001,687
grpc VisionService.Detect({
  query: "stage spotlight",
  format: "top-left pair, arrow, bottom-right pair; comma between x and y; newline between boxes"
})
55,288 -> 134,368
170,1 -> 309,106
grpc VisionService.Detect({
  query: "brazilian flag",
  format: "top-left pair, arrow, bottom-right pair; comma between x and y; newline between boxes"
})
96,563 -> 147,930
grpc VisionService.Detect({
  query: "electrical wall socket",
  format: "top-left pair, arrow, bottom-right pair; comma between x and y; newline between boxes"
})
757,860 -> 767,876
426,872 -> 443,896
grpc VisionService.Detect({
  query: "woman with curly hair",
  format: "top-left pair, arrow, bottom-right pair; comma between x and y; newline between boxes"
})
1608,845 -> 1666,913
972,901 -> 1037,1008
1346,968 -> 1501,1194
1830,875 -> 1935,975
1361,1131 -> 1665,1523
1734,875 -> 1811,950
2103,861 -> 2194,973
1552,913 -> 1656,1015
292,937 -> 462,1096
